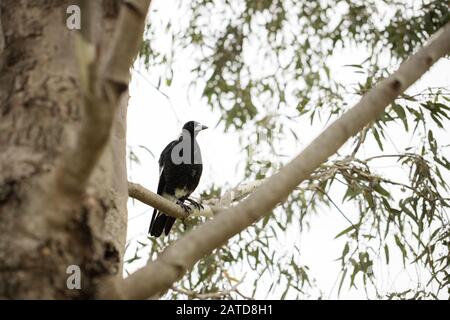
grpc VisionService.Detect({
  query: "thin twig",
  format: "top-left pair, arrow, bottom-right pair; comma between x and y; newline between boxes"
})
171,280 -> 243,300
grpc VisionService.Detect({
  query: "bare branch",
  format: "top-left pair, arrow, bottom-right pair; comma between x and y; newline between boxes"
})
109,23 -> 450,300
128,182 -> 216,218
216,180 -> 266,207
49,1 -> 152,214
127,179 -> 267,218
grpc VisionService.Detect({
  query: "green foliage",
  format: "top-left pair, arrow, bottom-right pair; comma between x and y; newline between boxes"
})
384,0 -> 450,59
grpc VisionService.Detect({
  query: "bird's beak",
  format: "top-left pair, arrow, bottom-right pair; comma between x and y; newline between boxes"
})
201,125 -> 208,130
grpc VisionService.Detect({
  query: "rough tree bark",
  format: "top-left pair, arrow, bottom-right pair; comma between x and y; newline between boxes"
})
0,0 -> 131,298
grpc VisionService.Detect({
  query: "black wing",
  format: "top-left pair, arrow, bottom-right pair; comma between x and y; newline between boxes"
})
149,140 -> 178,237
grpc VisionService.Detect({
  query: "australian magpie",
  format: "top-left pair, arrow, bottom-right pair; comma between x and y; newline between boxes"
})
149,120 -> 208,237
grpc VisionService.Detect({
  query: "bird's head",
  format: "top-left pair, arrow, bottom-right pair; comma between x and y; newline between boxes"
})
182,121 -> 208,137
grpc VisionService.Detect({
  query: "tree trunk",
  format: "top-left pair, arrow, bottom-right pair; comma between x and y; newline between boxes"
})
0,0 -> 128,299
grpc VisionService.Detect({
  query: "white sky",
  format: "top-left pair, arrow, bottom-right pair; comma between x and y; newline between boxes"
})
124,0 -> 450,299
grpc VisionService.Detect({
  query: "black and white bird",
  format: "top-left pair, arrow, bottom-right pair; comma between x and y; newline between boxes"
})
149,121 -> 208,237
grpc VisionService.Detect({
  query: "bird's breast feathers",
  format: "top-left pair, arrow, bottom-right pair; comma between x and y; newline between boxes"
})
174,187 -> 190,198
162,188 -> 190,201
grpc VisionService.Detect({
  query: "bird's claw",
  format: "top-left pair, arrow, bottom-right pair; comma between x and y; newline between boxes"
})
186,198 -> 204,211
177,200 -> 192,219
192,201 -> 204,211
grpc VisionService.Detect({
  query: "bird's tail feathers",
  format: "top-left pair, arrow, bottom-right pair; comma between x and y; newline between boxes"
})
164,216 -> 176,235
149,211 -> 176,237
149,208 -> 165,237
